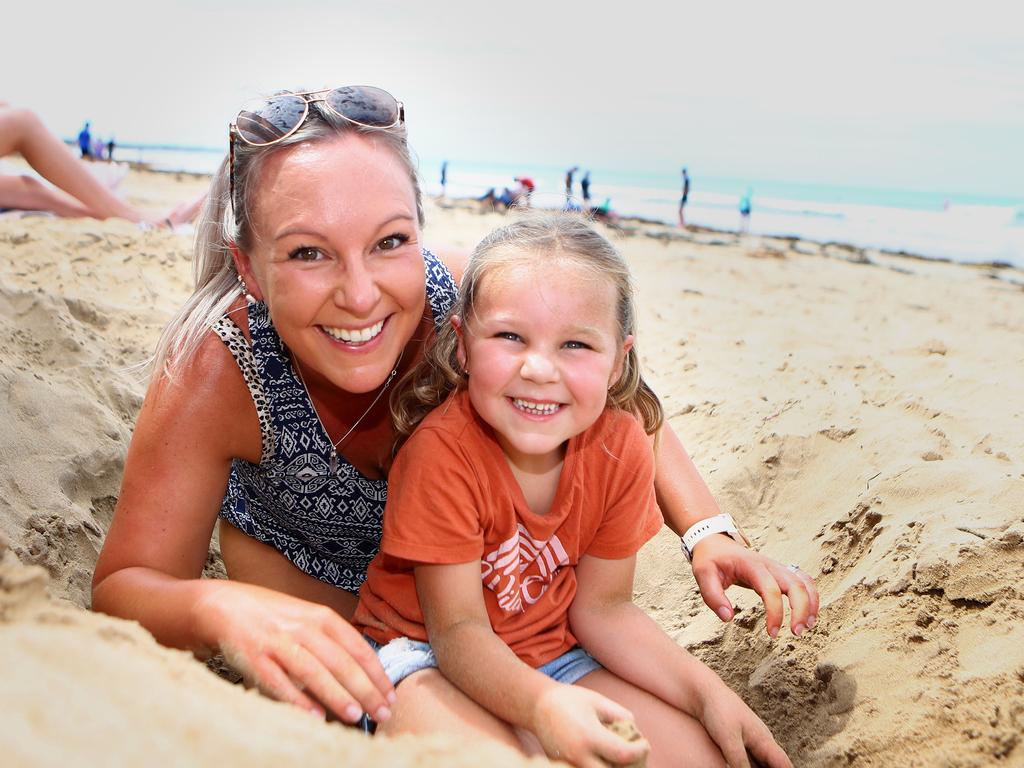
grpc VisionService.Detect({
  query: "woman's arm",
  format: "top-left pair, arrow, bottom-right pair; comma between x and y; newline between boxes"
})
570,554 -> 792,768
92,335 -> 394,723
416,562 -> 646,766
654,423 -> 820,637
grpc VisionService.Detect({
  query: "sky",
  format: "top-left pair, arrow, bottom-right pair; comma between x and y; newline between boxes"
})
5,0 -> 1022,199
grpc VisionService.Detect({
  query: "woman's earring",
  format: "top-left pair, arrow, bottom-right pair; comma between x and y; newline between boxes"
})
237,273 -> 256,305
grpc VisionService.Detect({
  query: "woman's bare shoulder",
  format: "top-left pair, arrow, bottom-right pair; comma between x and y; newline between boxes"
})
144,328 -> 262,463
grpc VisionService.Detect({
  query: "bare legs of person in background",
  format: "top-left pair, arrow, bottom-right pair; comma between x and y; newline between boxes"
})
0,103 -> 191,226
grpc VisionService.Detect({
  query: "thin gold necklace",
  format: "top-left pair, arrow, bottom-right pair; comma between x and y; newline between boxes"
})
294,351 -> 402,475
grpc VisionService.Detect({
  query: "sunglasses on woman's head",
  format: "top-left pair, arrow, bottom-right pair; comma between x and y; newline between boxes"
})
228,85 -> 405,214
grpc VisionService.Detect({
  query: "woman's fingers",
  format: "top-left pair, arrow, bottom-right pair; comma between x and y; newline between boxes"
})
248,654 -> 325,719
300,629 -> 394,722
323,618 -> 396,703
270,639 -> 370,723
692,562 -> 736,622
776,566 -> 812,636
737,561 -> 785,638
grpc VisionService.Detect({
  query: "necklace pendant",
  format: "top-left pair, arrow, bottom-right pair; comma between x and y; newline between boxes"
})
329,451 -> 338,475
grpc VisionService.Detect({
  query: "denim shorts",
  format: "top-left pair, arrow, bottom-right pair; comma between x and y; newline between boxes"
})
359,636 -> 602,732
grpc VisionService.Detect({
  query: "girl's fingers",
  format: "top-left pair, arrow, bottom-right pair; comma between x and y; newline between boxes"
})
744,725 -> 793,768
249,654 -> 324,718
593,734 -> 650,768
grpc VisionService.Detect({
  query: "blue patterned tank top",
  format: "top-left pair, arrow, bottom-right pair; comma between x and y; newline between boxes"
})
213,248 -> 459,593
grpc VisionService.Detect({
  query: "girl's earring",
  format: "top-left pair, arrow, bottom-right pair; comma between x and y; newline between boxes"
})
237,273 -> 256,305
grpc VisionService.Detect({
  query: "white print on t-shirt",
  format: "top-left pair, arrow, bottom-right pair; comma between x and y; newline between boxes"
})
480,523 -> 569,613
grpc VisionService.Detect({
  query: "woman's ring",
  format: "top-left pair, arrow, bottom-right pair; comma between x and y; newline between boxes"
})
787,563 -> 801,574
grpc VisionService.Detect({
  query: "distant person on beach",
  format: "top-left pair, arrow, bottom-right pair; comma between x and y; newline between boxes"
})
354,214 -> 793,767
92,135 -> 106,161
106,137 -> 115,162
92,84 -> 817,728
564,165 -> 578,203
478,176 -> 534,211
439,159 -> 448,198
679,167 -> 691,228
77,121 -> 92,159
591,197 -> 619,223
0,103 -> 190,225
580,169 -> 591,208
739,187 -> 752,233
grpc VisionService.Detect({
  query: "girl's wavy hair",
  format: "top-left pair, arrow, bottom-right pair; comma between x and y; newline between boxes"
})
147,94 -> 423,379
391,213 -> 663,444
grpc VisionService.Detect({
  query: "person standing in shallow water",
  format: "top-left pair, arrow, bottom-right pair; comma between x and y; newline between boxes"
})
92,84 -> 818,728
678,167 -> 690,228
739,187 -> 752,233
78,120 -> 93,159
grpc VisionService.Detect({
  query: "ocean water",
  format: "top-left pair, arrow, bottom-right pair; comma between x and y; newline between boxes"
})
112,145 -> 1024,269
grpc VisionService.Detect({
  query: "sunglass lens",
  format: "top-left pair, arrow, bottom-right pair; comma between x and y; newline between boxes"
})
325,86 -> 400,127
235,94 -> 307,145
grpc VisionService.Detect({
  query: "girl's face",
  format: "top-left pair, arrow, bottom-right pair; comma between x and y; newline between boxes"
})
455,259 -> 633,472
236,133 -> 425,395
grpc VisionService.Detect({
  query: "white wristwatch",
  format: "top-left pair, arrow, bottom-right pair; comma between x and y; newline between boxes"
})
680,513 -> 751,562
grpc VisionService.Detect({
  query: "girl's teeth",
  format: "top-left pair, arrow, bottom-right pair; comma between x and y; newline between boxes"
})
324,319 -> 384,343
513,398 -> 560,415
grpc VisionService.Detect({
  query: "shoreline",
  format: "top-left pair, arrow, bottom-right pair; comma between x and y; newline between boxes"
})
435,194 -> 1024,281
115,161 -> 1023,273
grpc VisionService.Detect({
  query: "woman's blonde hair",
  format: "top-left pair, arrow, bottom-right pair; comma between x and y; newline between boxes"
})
391,213 -> 663,442
148,94 -> 423,379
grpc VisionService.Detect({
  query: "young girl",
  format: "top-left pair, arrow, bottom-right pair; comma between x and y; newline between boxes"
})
355,215 -> 791,768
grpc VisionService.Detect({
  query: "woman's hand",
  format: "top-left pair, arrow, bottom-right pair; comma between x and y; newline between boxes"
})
195,580 -> 395,723
690,534 -> 820,639
531,684 -> 649,768
695,681 -> 792,768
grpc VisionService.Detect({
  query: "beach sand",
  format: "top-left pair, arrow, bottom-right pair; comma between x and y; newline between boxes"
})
1,168 -> 1022,767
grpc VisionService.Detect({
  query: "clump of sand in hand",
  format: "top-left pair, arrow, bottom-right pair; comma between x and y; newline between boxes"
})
604,720 -> 646,768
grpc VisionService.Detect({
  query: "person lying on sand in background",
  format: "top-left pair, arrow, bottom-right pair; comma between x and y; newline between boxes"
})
354,214 -> 792,767
92,84 -> 817,727
0,102 -> 197,227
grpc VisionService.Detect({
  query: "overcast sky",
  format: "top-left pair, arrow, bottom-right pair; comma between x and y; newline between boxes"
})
5,0 -> 1022,197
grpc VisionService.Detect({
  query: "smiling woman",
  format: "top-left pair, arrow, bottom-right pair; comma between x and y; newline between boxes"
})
90,84 -> 818,735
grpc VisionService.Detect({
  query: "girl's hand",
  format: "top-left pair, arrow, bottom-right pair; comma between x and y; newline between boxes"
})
531,684 -> 649,768
194,580 -> 395,723
696,682 -> 792,768
690,534 -> 820,639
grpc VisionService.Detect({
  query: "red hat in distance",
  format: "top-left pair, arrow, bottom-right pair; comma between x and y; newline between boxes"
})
515,176 -> 535,190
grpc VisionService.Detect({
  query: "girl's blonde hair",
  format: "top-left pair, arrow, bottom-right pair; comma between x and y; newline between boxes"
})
391,213 -> 663,442
149,95 -> 423,378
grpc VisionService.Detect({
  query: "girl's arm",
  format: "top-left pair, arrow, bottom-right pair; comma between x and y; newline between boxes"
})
654,423 -> 820,637
91,334 -> 394,724
416,562 -> 647,767
570,553 -> 793,768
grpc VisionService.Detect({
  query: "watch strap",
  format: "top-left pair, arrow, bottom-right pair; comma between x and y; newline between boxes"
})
680,513 -> 750,561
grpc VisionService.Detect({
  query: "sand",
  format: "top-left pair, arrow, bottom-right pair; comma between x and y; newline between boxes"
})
1,168 -> 1022,767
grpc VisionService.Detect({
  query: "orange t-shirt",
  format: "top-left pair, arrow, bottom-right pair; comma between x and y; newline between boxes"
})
354,390 -> 662,669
